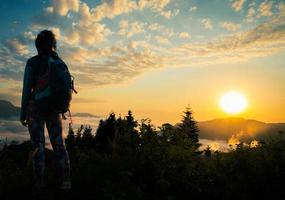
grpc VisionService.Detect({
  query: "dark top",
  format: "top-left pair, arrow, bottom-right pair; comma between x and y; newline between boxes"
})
20,52 -> 59,121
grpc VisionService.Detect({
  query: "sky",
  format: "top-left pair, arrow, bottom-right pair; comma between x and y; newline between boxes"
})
0,0 -> 285,125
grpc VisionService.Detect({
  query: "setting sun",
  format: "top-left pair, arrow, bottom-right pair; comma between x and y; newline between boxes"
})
220,91 -> 248,114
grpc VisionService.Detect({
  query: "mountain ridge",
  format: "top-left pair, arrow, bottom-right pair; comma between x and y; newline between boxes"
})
198,118 -> 285,141
0,100 -> 20,120
0,99 -> 101,119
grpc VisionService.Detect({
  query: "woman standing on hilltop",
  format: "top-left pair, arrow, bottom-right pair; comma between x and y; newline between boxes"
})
20,30 -> 71,194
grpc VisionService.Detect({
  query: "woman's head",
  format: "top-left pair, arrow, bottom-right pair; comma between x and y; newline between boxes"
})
35,30 -> 57,55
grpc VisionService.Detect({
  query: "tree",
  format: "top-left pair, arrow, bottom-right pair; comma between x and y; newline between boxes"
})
204,145 -> 212,157
95,113 -> 117,154
124,110 -> 139,145
113,111 -> 140,155
126,110 -> 138,131
81,125 -> 94,148
178,106 -> 200,149
75,125 -> 84,149
65,123 -> 75,152
159,123 -> 175,142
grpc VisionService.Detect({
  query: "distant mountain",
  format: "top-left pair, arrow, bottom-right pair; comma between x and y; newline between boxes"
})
73,113 -> 100,118
0,100 -> 101,119
0,100 -> 20,120
198,118 -> 285,141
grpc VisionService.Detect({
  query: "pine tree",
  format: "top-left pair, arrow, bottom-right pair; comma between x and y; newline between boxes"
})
126,110 -> 138,131
204,145 -> 212,157
75,125 -> 84,149
95,113 -> 117,154
82,125 -> 94,148
178,107 -> 200,149
66,123 -> 75,152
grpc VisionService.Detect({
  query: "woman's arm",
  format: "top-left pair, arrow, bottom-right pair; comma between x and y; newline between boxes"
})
20,60 -> 32,125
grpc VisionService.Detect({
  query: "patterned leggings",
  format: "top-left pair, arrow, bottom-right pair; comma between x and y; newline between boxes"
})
28,113 -> 70,185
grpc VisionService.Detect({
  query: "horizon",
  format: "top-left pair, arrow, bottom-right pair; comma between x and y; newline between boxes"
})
0,0 -> 285,125
1,98 -> 285,153
2,98 -> 285,125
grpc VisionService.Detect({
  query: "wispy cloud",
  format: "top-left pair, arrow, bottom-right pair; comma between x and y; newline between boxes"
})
118,20 -> 146,38
231,0 -> 246,12
189,6 -> 197,12
257,0 -> 273,17
168,14 -> 285,66
201,18 -> 213,30
220,21 -> 240,32
179,32 -> 191,39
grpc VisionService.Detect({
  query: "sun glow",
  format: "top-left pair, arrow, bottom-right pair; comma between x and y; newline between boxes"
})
220,91 -> 248,114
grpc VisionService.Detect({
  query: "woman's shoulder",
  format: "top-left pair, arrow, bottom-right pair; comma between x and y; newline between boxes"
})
27,55 -> 40,64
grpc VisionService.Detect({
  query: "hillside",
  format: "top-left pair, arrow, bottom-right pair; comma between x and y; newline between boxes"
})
198,118 -> 285,141
0,100 -> 20,120
0,100 -> 100,120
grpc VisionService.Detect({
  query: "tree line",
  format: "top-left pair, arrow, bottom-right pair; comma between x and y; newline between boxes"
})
0,107 -> 285,200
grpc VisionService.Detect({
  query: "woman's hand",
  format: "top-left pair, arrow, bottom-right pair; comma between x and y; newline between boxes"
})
20,119 -> 29,127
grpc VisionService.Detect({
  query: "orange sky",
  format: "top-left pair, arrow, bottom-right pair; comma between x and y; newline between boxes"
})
71,51 -> 285,125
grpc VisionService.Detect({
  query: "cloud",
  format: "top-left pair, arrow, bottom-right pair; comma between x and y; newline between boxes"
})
78,2 -> 91,23
231,0 -> 246,12
109,0 -> 173,19
220,21 -> 240,31
245,6 -> 256,23
148,23 -> 164,31
118,20 -> 129,35
179,32 -> 191,39
0,93 -> 21,105
189,6 -> 197,12
63,30 -> 80,45
50,27 -> 61,39
52,0 -> 80,16
167,14 -> 285,66
201,18 -> 213,30
155,35 -> 171,45
118,21 -> 146,38
75,0 -> 172,24
32,0 -> 173,40
278,2 -> 285,13
46,0 -> 174,23
63,22 -> 112,46
58,43 -> 162,87
128,21 -> 146,37
159,9 -> 179,19
138,0 -> 171,11
0,36 -> 31,84
2,12 -> 285,90
257,0 -> 273,17
139,0 -> 175,19
3,39 -> 29,56
91,0 -> 138,21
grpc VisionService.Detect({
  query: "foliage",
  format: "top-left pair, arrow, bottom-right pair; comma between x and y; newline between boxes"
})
1,108 -> 285,199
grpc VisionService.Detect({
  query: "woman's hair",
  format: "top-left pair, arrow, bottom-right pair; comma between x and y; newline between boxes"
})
35,30 -> 57,55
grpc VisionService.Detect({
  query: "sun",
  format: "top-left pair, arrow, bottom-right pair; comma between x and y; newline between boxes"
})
220,91 -> 248,114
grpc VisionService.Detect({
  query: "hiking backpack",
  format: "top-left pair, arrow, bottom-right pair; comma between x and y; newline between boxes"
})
34,55 -> 77,114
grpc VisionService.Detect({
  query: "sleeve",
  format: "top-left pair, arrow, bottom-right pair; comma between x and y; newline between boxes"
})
20,60 -> 32,121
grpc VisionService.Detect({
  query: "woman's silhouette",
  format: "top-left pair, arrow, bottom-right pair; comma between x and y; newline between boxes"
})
20,30 -> 71,193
